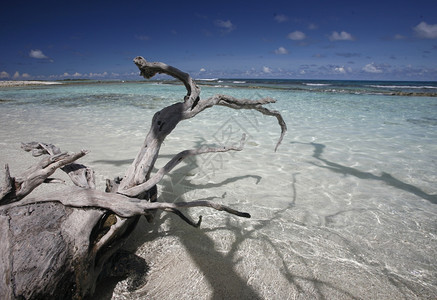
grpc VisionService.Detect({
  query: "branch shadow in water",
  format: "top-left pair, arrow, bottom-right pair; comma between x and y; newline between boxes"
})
158,158 -> 263,299
197,171 -> 359,299
299,142 -> 437,205
159,158 -> 360,298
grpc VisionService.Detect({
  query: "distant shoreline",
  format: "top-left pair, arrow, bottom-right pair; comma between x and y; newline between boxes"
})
1,79 -> 436,97
0,81 -> 63,87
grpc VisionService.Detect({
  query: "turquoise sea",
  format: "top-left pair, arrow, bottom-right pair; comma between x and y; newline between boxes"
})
1,79 -> 436,299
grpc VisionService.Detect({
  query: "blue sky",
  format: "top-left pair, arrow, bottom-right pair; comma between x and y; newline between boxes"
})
1,0 -> 436,81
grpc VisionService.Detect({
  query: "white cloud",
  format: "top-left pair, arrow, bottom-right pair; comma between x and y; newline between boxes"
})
274,46 -> 289,55
329,31 -> 355,41
200,68 -> 206,72
214,19 -> 235,32
29,49 -> 49,59
363,63 -> 383,73
287,31 -> 306,41
333,66 -> 347,74
274,14 -> 288,23
72,72 -> 82,77
12,71 -> 20,79
263,66 -> 272,73
414,22 -> 437,39
88,72 -> 108,78
0,71 -> 10,79
22,73 -> 30,78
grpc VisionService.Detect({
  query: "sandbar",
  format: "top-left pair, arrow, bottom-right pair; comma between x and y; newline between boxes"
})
0,81 -> 62,87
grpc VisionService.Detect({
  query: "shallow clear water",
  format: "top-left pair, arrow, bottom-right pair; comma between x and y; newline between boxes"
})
1,81 -> 436,299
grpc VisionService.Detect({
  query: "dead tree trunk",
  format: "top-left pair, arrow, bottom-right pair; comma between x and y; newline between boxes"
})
0,57 -> 287,299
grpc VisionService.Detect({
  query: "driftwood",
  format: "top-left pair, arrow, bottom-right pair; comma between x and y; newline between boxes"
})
0,57 -> 287,299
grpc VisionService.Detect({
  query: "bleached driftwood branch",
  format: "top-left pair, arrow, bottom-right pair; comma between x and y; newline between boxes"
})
133,56 -> 201,109
7,187 -> 251,220
0,56 -> 287,299
0,147 -> 88,205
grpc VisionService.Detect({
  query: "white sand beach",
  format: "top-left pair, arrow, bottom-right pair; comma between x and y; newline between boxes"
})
0,80 -> 62,87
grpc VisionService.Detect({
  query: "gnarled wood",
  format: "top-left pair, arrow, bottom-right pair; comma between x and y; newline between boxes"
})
133,56 -> 201,109
0,149 -> 88,204
6,187 -> 251,220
